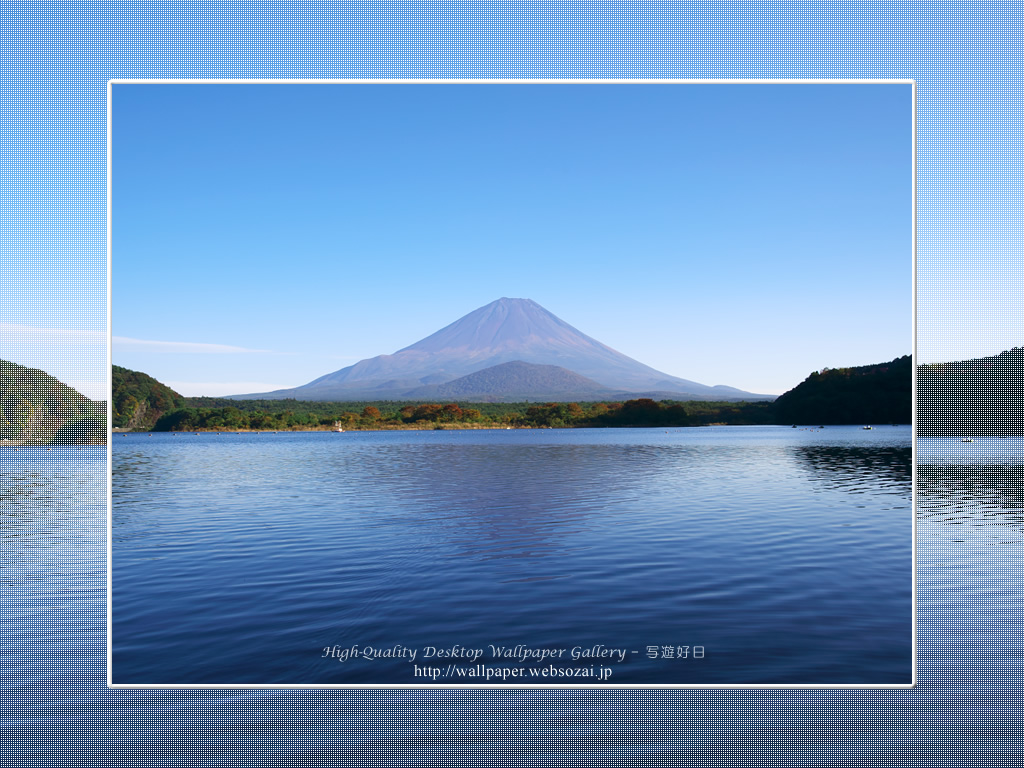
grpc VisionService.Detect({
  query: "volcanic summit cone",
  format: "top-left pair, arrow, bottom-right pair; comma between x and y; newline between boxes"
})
236,298 -> 767,401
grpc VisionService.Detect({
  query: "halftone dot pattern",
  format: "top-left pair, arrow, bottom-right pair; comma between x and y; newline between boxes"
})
0,2 -> 1021,767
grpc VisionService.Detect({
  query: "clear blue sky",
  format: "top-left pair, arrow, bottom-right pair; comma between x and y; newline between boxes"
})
112,82 -> 912,397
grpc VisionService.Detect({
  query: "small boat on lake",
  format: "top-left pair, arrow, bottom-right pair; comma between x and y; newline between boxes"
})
962,438 -> 974,442
862,426 -> 873,430
333,422 -> 345,433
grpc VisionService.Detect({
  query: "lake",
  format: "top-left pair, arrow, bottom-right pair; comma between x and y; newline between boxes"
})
110,425 -> 913,686
5,430 -> 1021,763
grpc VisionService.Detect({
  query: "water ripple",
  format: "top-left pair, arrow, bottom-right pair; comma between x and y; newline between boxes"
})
110,427 -> 912,685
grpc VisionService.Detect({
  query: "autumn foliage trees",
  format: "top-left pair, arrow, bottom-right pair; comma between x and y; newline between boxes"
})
118,352 -> 914,434
112,364 -> 185,430
148,397 -> 751,431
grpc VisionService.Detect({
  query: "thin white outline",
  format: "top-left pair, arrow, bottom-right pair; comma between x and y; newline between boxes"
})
107,78 -> 917,690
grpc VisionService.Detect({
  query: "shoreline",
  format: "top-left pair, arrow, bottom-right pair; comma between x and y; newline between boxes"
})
113,424 -> 533,434
1,440 -> 106,447
110,423 -> 912,435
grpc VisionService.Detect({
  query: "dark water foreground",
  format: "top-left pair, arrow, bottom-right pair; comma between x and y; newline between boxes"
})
110,426 -> 911,686
2,430 -> 1019,765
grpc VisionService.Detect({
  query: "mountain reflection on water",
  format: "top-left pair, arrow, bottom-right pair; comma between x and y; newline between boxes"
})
3,429 -> 1018,763
109,427 -> 913,685
348,441 -> 727,567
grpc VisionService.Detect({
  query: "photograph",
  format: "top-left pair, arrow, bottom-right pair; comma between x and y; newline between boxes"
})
109,82 -> 912,686
1,3 -> 1018,765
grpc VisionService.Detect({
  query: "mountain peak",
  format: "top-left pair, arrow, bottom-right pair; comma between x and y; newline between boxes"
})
398,297 -> 589,356
234,298 -> 771,401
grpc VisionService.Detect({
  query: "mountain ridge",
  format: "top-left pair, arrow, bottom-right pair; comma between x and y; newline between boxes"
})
408,360 -> 615,402
113,349 -> 911,431
236,297 -> 771,402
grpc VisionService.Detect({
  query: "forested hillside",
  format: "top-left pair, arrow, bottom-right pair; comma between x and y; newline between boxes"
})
918,347 -> 1024,436
772,355 -> 912,425
115,352 -> 913,433
113,365 -> 186,430
0,359 -> 106,445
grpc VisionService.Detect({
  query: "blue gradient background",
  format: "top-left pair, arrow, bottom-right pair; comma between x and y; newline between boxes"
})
2,3 -> 1018,766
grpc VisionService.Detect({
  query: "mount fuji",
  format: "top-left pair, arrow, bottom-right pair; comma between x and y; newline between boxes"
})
235,298 -> 771,402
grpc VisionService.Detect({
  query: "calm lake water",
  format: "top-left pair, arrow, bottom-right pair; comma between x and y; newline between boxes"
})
4,430 -> 1022,764
110,426 -> 913,686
